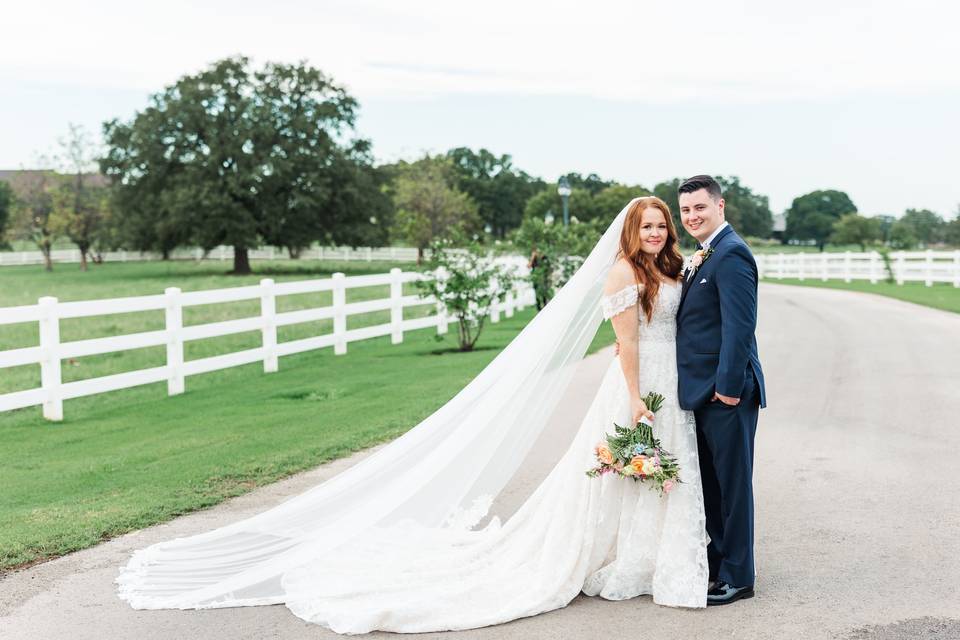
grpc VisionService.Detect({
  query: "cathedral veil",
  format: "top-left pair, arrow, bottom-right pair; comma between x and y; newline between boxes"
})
116,198 -> 639,610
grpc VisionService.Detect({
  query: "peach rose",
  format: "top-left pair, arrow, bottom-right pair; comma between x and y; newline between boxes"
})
595,444 -> 614,465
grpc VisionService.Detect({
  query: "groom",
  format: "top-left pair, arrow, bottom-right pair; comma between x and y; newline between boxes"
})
675,175 -> 766,606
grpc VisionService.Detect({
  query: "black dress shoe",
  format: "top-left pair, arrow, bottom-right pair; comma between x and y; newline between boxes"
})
706,580 -> 754,606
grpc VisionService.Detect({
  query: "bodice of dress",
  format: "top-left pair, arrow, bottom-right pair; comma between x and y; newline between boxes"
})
600,281 -> 681,344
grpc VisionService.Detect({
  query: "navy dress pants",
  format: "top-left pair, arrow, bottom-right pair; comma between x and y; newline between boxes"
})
694,368 -> 760,588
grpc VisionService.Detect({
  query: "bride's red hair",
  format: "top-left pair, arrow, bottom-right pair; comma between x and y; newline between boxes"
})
617,196 -> 684,321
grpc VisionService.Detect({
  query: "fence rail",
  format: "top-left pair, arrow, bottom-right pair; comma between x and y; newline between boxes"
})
756,250 -> 960,287
0,269 -> 535,421
0,245 -> 421,266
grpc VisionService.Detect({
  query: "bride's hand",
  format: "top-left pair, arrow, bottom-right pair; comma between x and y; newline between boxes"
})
631,397 -> 655,425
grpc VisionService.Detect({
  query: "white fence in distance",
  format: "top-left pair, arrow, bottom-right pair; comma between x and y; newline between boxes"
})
756,250 -> 960,287
0,245 -> 421,267
0,269 -> 536,422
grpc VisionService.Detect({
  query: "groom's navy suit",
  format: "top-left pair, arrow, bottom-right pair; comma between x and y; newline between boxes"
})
676,223 -> 766,589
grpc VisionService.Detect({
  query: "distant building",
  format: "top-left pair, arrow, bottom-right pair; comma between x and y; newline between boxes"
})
0,169 -> 107,188
771,212 -> 787,242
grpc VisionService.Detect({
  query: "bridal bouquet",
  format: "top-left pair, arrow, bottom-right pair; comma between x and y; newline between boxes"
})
585,391 -> 682,496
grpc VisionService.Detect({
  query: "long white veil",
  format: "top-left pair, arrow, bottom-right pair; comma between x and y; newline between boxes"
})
116,198 -> 637,610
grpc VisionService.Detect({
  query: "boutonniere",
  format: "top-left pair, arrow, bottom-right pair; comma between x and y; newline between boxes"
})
684,247 -> 715,278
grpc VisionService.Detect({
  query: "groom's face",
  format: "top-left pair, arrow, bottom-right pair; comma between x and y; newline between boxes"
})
679,189 -> 725,243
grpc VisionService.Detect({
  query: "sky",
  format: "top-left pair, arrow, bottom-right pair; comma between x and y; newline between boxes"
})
2,0 -> 959,218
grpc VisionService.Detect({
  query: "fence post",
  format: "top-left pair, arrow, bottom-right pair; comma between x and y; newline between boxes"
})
504,289 -> 515,318
435,266 -> 449,335
389,268 -> 404,344
821,252 -> 828,281
333,272 -> 347,354
798,252 -> 805,281
38,296 -> 63,421
925,249 -> 934,287
954,250 -> 960,288
366,247 -> 373,262
165,287 -> 185,395
869,252 -> 879,284
260,278 -> 278,372
844,251 -> 852,283
896,252 -> 905,285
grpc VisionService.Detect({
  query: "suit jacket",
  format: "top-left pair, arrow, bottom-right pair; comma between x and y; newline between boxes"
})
676,224 -> 767,411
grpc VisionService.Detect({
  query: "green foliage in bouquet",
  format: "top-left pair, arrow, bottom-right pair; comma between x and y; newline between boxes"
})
585,391 -> 683,496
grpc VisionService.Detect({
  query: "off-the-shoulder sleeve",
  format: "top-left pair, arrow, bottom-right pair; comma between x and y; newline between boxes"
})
600,284 -> 639,320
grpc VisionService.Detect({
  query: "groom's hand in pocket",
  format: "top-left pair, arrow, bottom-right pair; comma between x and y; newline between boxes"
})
711,391 -> 740,406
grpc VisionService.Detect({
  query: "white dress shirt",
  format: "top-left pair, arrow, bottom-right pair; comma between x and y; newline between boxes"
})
701,221 -> 729,249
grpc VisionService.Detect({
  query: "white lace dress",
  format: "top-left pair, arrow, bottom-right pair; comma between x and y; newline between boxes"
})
279,280 -> 709,634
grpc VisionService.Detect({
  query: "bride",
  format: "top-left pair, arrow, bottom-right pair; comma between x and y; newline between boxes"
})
116,196 -> 708,634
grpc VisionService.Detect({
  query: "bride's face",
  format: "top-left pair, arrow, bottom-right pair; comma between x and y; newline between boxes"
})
638,207 -> 668,256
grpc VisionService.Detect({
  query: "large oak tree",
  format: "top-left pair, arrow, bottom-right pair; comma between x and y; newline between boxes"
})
101,56 -> 390,273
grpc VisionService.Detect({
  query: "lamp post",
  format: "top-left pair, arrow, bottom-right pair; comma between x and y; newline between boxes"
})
557,176 -> 572,227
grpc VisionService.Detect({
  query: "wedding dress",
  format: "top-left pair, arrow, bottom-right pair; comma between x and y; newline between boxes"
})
116,198 -> 708,634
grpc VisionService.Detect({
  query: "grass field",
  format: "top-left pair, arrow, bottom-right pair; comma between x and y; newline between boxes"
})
762,277 -> 960,314
0,260 -> 616,572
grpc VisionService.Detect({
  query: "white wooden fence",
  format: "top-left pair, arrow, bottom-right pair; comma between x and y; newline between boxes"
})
756,250 -> 960,287
0,245 -> 420,267
0,269 -> 536,421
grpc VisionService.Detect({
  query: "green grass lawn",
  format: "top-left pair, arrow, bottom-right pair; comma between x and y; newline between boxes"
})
0,260 -> 616,572
763,277 -> 960,314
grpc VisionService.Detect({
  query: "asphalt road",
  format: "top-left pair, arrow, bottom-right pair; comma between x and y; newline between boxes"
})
2,282 -> 959,640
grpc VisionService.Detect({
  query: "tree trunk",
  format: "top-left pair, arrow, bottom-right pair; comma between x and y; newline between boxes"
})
78,245 -> 89,271
233,246 -> 252,274
417,246 -> 424,266
162,248 -> 171,261
42,246 -> 53,272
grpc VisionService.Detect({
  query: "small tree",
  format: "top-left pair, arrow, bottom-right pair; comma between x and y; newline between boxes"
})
10,168 -> 57,271
392,157 -> 481,264
50,178 -> 109,270
49,123 -> 107,270
416,239 -> 517,352
829,213 -> 882,251
511,216 -> 605,308
889,219 -> 919,249
899,208 -> 946,247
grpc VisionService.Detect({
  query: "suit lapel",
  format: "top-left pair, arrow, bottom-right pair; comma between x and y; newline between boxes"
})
678,224 -> 736,315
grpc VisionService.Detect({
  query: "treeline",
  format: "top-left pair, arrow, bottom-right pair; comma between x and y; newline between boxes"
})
1,56 -> 958,273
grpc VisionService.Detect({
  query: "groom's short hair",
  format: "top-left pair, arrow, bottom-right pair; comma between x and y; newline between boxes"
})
678,175 -> 722,201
